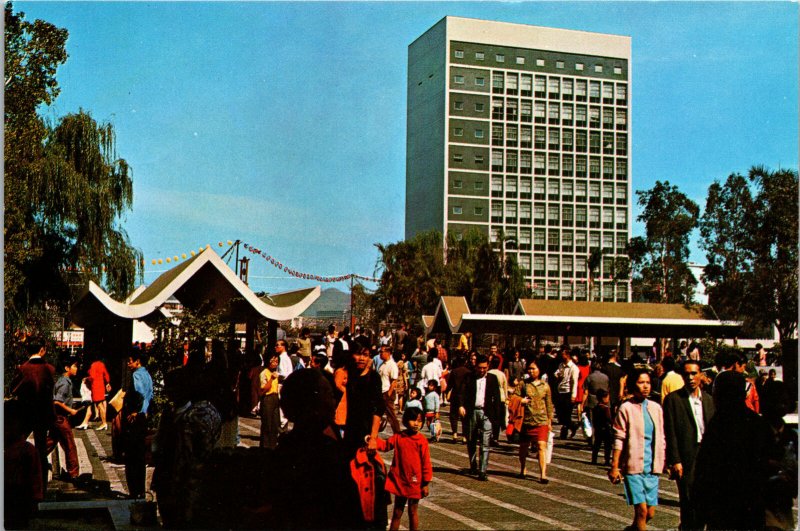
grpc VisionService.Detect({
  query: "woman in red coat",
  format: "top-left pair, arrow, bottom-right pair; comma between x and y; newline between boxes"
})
77,357 -> 111,430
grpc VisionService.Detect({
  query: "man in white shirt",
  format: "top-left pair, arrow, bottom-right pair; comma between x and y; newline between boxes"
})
418,352 -> 443,395
275,340 -> 294,382
458,355 -> 502,481
554,347 -> 580,439
663,360 -> 715,530
377,346 -> 401,433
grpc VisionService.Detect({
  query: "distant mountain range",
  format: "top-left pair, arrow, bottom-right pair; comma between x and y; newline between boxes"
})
302,287 -> 351,318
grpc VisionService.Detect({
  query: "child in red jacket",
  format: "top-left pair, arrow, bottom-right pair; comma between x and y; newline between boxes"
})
371,406 -> 432,531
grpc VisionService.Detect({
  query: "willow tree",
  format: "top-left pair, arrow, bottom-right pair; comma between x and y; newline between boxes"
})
5,3 -> 142,344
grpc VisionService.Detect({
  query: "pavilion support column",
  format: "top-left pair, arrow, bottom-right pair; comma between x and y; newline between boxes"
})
619,337 -> 627,359
267,319 -> 278,354
245,318 -> 256,358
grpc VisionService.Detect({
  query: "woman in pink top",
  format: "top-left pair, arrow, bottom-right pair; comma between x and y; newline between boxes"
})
608,367 -> 665,531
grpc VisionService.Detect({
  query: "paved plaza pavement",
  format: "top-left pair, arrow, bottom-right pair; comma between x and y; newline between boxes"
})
36,404 -> 797,530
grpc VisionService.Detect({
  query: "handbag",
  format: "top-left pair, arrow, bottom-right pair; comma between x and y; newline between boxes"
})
80,379 -> 93,402
109,389 -> 126,412
581,412 -> 593,438
546,431 -> 555,464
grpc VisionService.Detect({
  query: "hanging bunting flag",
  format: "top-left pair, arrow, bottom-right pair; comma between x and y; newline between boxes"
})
242,240 -> 380,284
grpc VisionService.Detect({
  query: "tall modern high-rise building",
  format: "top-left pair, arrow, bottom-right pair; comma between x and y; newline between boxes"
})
406,17 -> 631,302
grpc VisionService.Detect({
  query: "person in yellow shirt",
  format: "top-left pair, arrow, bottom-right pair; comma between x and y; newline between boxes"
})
660,357 -> 684,400
259,354 -> 281,449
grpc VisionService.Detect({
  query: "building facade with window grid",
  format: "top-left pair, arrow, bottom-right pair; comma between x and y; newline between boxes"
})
406,16 -> 631,301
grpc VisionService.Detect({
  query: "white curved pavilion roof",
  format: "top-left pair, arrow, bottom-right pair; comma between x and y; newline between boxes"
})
71,247 -> 320,327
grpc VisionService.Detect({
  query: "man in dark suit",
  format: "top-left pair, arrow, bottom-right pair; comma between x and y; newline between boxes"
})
10,341 -> 56,488
458,354 -> 502,481
663,360 -> 715,530
602,349 -> 624,415
447,355 -> 471,444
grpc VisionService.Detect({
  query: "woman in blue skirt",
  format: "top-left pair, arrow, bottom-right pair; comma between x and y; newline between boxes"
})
608,367 -> 666,530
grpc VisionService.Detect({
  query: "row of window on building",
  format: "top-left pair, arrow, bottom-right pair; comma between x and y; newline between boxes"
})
453,125 -> 628,156
512,252 -> 626,279
450,202 -> 628,230
451,151 -> 627,180
527,279 -> 629,302
452,176 -> 629,204
452,71 -> 627,104
483,226 -> 629,255
453,49 -> 624,78
452,102 -> 628,132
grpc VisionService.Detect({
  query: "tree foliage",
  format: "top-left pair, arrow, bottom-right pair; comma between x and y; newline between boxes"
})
745,167 -> 798,341
697,166 -> 798,341
699,173 -> 755,325
372,229 -> 529,325
4,4 -> 142,352
627,181 -> 699,304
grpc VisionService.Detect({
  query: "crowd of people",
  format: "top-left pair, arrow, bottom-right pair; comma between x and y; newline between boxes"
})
5,327 -> 797,530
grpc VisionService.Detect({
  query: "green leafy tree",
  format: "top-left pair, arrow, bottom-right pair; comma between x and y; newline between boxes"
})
5,4 -> 142,361
627,181 -> 699,304
373,230 -> 445,325
372,229 -> 529,325
746,166 -> 798,341
699,173 -> 756,326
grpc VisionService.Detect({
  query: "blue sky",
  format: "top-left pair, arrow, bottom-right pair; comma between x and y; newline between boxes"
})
19,1 -> 798,294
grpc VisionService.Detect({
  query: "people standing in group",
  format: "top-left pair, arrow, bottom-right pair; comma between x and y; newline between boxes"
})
422,380 -> 441,442
574,350 -> 591,423
372,407 -> 433,531
554,346 -> 580,439
49,356 -> 81,481
153,367 -> 222,527
122,350 -> 154,499
504,349 -> 526,388
755,342 -> 768,367
591,389 -> 613,466
377,346 -> 402,434
514,360 -> 553,484
297,327 -> 312,367
9,341 -> 56,489
659,356 -> 684,400
5,400 -> 44,529
603,349 -> 625,415
344,346 -> 384,458
608,368 -> 666,531
259,353 -> 282,449
583,360 -> 610,450
687,343 -> 702,363
405,388 -> 423,412
692,370 -> 776,530
395,352 -> 410,412
378,329 -> 391,348
77,355 -> 111,430
275,339 -> 294,382
409,346 -> 427,390
663,359 -> 715,530
393,324 -> 408,358
458,331 -> 472,353
458,354 -> 503,481
325,324 -> 338,360
446,355 -> 470,444
417,352 -> 443,396
488,356 -> 508,447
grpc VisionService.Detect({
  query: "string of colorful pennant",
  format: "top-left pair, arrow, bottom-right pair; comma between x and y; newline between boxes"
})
242,241 -> 380,283
148,241 -> 234,265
